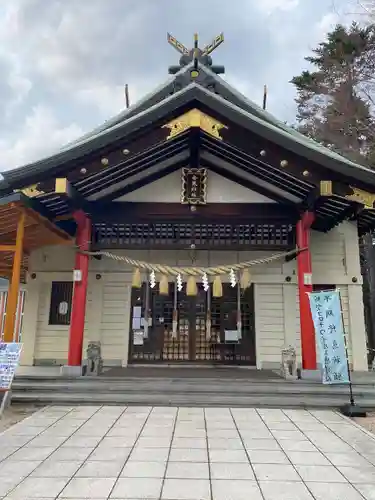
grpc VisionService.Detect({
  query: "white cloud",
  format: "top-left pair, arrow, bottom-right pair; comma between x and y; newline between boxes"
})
0,105 -> 83,169
0,0 -> 355,171
256,0 -> 299,14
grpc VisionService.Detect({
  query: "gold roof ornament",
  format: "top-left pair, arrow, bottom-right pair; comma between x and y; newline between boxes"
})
163,108 -> 227,140
16,184 -> 44,198
346,187 -> 375,209
319,180 -> 375,209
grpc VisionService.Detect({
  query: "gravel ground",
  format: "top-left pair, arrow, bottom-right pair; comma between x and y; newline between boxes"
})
0,402 -> 42,433
355,412 -> 375,434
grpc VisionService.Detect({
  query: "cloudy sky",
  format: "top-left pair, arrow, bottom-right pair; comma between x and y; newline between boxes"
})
0,0 -> 361,171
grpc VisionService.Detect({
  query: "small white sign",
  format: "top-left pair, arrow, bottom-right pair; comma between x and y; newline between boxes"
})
58,301 -> 68,315
73,269 -> 82,282
225,330 -> 239,342
133,331 -> 144,346
0,343 -> 23,391
303,273 -> 313,286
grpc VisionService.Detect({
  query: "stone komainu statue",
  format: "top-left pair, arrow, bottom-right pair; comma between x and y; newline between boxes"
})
84,341 -> 103,376
281,345 -> 298,380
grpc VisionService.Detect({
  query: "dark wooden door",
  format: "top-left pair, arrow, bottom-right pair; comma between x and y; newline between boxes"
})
129,282 -> 255,364
211,284 -> 256,365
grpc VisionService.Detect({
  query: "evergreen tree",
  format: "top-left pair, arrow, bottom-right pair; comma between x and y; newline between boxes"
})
291,22 -> 375,164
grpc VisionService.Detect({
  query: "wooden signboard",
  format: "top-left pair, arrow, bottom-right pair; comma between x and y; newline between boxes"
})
181,168 -> 207,205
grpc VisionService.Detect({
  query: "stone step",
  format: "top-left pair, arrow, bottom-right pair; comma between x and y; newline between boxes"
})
11,390 -> 375,409
11,376 -> 375,409
11,378 -> 375,395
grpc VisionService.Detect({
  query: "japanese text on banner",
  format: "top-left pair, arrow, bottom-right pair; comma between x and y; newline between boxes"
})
308,290 -> 349,384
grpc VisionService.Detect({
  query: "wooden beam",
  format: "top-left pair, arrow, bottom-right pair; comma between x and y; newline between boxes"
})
91,202 -> 298,223
55,177 -> 91,213
320,180 -> 375,209
3,211 -> 25,342
23,207 -> 72,242
97,160 -> 188,203
0,245 -> 16,252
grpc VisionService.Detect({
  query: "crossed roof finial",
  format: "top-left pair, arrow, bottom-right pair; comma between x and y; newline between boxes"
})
167,32 -> 225,75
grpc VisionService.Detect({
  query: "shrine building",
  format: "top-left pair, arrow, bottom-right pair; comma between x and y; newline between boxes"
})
0,33 -> 374,374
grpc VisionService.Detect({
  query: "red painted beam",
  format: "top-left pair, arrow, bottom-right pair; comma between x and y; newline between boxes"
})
296,212 -> 317,370
67,211 -> 91,366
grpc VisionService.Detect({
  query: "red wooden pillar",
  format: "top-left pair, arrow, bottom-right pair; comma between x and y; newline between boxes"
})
296,212 -> 317,370
67,211 -> 91,366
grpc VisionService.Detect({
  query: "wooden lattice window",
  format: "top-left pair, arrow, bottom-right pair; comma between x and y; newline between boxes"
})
48,281 -> 73,326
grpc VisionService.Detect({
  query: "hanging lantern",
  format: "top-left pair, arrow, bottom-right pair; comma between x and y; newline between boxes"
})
159,275 -> 169,295
213,276 -> 223,298
240,268 -> 251,290
186,276 -> 197,296
132,268 -> 142,288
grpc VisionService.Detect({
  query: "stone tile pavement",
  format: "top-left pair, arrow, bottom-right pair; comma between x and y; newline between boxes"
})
0,406 -> 375,499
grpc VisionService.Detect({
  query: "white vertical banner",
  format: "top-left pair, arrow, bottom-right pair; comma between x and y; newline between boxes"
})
308,290 -> 349,384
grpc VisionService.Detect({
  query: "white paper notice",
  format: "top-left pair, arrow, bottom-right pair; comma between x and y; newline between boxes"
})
225,330 -> 239,342
133,331 -> 144,346
133,306 -> 142,318
132,317 -> 141,330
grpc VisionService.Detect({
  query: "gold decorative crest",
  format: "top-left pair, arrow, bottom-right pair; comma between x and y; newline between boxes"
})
319,180 -> 375,209
319,180 -> 333,196
163,109 -> 227,140
16,184 -> 44,198
346,187 -> 375,209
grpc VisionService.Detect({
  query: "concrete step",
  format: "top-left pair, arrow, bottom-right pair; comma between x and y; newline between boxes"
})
11,376 -> 375,409
11,378 -> 375,394
12,390 -> 375,409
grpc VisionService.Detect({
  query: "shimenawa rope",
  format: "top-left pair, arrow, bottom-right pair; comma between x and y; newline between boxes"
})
77,246 -> 304,277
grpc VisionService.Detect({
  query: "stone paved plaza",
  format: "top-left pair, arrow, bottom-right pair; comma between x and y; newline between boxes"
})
0,406 -> 375,499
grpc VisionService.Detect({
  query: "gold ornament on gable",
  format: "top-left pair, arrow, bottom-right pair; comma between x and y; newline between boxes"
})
16,184 -> 45,198
319,180 -> 375,209
345,187 -> 375,209
163,108 -> 227,140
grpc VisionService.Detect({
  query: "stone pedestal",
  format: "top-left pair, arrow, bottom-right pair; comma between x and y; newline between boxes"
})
298,369 -> 322,381
60,365 -> 82,377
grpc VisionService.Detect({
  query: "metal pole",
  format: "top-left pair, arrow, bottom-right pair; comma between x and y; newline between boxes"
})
337,288 -> 366,417
338,289 -> 355,405
263,85 -> 267,110
125,84 -> 130,109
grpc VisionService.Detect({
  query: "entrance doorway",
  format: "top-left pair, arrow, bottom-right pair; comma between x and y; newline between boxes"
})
128,282 -> 256,365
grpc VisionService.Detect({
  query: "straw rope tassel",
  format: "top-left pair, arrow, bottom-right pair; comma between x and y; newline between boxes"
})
213,276 -> 223,298
240,268 -> 251,290
186,276 -> 197,296
132,268 -> 142,288
159,275 -> 169,295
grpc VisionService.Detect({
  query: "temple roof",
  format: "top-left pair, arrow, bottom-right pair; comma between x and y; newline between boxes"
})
1,59 -> 375,189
